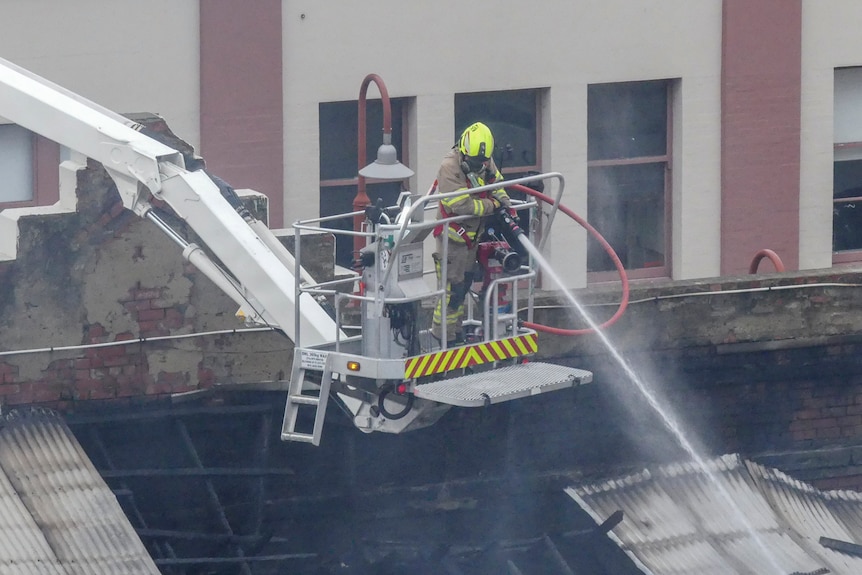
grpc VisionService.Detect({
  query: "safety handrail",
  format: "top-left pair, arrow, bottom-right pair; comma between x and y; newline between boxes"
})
395,172 -> 564,248
381,172 -> 562,289
291,171 -> 564,350
483,267 -> 537,340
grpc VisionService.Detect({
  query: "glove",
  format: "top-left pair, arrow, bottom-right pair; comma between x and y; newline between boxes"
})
490,188 -> 511,208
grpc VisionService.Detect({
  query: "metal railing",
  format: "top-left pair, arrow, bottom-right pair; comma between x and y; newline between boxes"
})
290,172 -> 566,353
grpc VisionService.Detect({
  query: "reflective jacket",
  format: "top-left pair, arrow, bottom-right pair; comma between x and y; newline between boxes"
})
433,149 -> 509,246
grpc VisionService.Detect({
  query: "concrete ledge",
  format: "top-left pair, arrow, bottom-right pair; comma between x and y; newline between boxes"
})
533,265 -> 862,359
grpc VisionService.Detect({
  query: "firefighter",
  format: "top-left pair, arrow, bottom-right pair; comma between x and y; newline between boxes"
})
431,122 -> 512,345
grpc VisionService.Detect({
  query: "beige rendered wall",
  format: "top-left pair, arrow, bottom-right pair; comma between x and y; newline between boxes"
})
281,0 -> 723,286
800,0 -> 862,270
0,0 -> 201,150
0,1 -> 725,287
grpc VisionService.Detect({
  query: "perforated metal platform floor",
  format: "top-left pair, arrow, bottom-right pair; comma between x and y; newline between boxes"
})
412,361 -> 593,407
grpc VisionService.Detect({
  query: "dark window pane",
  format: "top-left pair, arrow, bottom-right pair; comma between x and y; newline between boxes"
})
588,81 -> 668,161
833,159 -> 862,251
587,163 -> 666,272
455,89 -> 538,169
319,182 -> 404,267
319,99 -> 404,181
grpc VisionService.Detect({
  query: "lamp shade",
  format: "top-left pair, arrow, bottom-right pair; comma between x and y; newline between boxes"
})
359,143 -> 414,179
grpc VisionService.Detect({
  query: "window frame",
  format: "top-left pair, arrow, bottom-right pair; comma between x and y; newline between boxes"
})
832,142 -> 862,263
318,98 -> 411,267
0,127 -> 60,210
453,88 -> 544,244
586,80 -> 673,283
454,88 -> 542,177
318,98 -> 410,189
0,124 -> 36,208
832,66 -> 862,263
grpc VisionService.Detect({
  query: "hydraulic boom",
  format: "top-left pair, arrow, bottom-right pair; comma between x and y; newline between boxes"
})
0,56 -> 339,346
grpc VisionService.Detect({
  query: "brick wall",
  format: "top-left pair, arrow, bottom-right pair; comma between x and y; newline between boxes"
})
0,160 -> 332,412
4,152 -> 862,490
533,270 -> 862,490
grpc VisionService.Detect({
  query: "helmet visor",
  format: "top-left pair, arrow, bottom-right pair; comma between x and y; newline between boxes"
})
463,155 -> 490,173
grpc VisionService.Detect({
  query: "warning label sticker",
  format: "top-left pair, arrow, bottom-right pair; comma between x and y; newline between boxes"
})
300,349 -> 328,370
397,243 -> 423,280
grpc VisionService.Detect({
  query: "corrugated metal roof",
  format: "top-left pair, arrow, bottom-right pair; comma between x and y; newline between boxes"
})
0,408 -> 159,575
568,453 -> 862,575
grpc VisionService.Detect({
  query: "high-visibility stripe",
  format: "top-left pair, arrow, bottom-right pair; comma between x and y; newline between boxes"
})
426,349 -> 446,373
403,333 -> 539,379
439,190 -> 471,208
441,346 -> 467,372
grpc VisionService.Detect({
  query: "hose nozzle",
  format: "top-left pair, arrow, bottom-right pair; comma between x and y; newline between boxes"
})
494,246 -> 522,273
495,206 -> 524,238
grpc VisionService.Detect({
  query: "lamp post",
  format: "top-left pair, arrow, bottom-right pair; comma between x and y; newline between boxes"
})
353,73 -> 414,259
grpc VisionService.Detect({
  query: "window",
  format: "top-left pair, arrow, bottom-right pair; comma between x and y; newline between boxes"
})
0,124 -> 34,205
833,67 -> 862,256
587,80 -> 671,278
319,99 -> 408,267
455,89 -> 541,234
455,89 -> 540,174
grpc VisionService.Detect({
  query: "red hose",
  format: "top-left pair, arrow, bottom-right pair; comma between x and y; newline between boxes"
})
510,184 -> 630,336
748,249 -> 785,274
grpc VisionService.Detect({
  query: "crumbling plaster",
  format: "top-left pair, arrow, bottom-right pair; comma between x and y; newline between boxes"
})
0,157 -> 298,405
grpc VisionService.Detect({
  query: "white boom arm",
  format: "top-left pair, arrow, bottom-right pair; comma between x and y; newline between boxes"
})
0,56 -> 340,347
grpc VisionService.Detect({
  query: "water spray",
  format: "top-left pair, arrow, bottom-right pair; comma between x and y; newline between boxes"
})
507,184 -> 630,336
505,186 -> 786,572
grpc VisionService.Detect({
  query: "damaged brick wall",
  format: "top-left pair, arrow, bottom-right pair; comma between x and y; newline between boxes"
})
4,146 -> 862,491
0,159 -> 331,410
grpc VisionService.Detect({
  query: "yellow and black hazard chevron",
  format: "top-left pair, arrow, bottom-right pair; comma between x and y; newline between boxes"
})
404,332 -> 538,379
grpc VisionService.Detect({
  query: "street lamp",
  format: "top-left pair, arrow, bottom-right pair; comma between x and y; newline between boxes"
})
353,73 -> 413,258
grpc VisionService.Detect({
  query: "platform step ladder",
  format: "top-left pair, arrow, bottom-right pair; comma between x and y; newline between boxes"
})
281,348 -> 333,445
